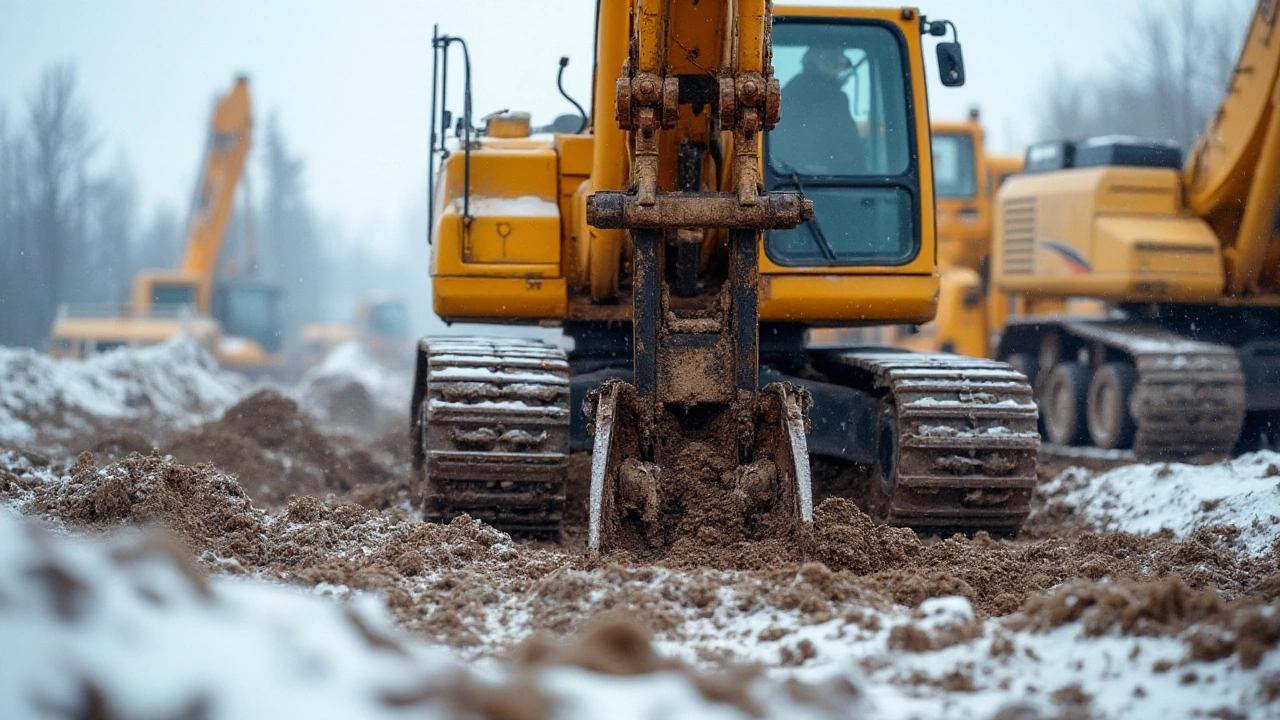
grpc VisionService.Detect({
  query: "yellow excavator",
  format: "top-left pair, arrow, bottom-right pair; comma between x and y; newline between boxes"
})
894,112 -> 994,359
987,154 -> 1023,192
415,2 -> 1039,547
299,293 -> 411,369
49,77 -> 282,373
992,0 -> 1280,457
818,113 -> 1014,359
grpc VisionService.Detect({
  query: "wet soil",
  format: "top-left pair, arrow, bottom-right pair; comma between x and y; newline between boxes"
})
3,404 -> 1277,675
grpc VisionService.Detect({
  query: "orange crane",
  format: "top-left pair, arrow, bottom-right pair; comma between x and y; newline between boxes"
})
49,77 -> 282,372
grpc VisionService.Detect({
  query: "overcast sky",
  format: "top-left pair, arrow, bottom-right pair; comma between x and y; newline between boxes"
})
0,0 -> 1237,254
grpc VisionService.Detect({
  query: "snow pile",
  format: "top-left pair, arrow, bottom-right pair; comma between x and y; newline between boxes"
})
295,341 -> 412,433
662,585 -> 1280,718
0,336 -> 247,447
1041,451 -> 1280,555
0,508 -> 867,720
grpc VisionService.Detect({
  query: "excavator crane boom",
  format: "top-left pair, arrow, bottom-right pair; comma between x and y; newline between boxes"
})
177,77 -> 253,299
49,77 -> 281,373
992,0 -> 1280,457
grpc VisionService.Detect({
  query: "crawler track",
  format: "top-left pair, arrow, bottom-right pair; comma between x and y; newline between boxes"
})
823,351 -> 1040,533
414,338 -> 570,537
1060,321 -> 1246,459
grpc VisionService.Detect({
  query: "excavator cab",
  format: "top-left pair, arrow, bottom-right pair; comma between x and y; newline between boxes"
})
212,280 -> 282,356
416,4 -> 1037,550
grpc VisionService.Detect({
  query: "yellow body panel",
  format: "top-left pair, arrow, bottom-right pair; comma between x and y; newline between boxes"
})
433,276 -> 567,320
931,120 -> 989,271
430,138 -> 564,306
431,5 -> 939,328
987,155 -> 1023,193
759,274 -> 937,325
49,314 -> 220,359
994,166 -> 1224,303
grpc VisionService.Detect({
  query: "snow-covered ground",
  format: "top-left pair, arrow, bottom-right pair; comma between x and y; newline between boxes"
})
3,341 -> 1280,718
294,340 -> 412,433
0,335 -> 246,447
1042,451 -> 1280,555
2,501 -> 1274,720
659,582 -> 1279,718
0,507 -> 863,720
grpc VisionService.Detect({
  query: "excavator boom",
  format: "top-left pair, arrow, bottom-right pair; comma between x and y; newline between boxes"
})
415,3 -> 1039,547
991,0 -> 1280,457
178,77 -> 253,297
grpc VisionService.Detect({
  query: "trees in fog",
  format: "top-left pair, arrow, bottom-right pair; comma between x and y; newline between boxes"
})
259,113 -> 330,338
0,64 -> 173,347
0,63 -> 335,349
1038,0 -> 1250,151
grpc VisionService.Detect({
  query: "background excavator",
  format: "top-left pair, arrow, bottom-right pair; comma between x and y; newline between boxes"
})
299,292 -> 411,369
815,111 -> 1023,361
48,77 -> 283,373
415,1 -> 1040,549
992,0 -> 1280,458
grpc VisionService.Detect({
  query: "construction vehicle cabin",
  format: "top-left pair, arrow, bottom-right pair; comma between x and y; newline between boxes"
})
415,3 -> 1040,548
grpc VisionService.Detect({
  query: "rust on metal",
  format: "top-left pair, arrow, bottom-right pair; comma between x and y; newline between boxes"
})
586,190 -> 812,230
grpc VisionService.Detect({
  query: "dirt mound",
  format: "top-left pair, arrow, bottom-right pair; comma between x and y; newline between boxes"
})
165,389 -> 399,507
80,431 -> 158,462
1013,576 -> 1280,669
299,375 -> 378,431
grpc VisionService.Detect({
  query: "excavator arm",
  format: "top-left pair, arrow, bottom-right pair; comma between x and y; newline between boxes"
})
582,0 -> 815,551
1185,0 -> 1280,296
179,77 -> 253,310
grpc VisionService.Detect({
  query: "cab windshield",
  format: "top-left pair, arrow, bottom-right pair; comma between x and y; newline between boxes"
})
765,20 -> 918,267
368,302 -> 407,338
931,132 -> 978,199
151,283 -> 197,309
214,284 -> 282,353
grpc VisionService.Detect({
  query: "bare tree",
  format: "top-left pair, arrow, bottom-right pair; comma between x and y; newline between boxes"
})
26,63 -> 97,327
1036,0 -> 1250,151
259,112 -> 330,341
83,153 -> 138,302
0,104 -> 42,345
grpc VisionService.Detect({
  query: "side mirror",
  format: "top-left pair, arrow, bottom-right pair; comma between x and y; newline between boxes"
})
937,42 -> 965,87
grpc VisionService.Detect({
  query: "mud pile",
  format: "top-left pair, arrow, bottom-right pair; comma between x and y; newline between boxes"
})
163,389 -> 403,508
4,450 -> 1273,633
294,341 -> 413,437
4,447 -> 1279,716
0,505 -> 862,720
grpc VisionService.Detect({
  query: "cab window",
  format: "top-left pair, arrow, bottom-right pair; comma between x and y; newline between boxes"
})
932,132 -> 978,199
765,20 -> 918,267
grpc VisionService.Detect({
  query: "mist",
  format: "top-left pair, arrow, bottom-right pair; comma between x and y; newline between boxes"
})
0,0 -> 1254,353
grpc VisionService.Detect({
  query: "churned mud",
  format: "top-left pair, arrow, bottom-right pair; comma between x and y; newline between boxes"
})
3,365 -> 1279,716
3,440 -> 1275,645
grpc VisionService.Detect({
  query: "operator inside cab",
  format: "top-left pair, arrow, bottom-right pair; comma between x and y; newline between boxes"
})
765,20 -> 916,267
770,46 -> 862,175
